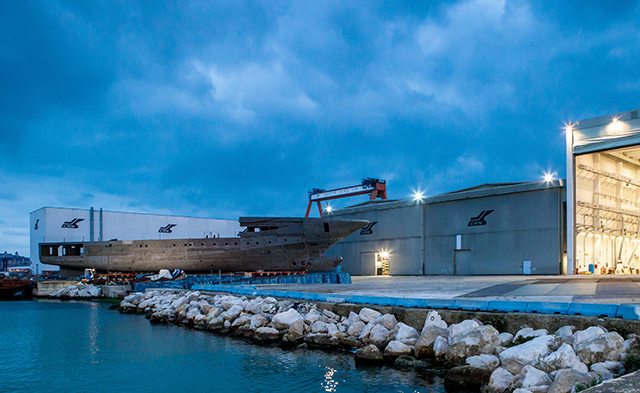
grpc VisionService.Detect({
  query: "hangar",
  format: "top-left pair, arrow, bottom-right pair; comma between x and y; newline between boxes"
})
29,207 -> 239,275
567,108 -> 640,275
325,181 -> 566,276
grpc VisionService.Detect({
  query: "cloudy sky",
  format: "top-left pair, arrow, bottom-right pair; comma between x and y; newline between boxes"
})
2,0 -> 639,256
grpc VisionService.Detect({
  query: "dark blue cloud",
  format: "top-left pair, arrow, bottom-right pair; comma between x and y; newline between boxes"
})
2,0 -> 640,256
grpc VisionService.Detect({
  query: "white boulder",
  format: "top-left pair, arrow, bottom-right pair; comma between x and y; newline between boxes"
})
517,365 -> 552,388
499,335 -> 556,374
304,309 -> 321,324
359,308 -> 382,323
368,324 -> 391,348
537,343 -> 581,373
311,320 -> 329,334
466,354 -> 500,369
222,305 -> 244,322
514,328 -> 548,342
394,322 -> 420,345
447,319 -> 481,339
433,336 -> 449,359
447,325 -> 500,364
271,309 -> 303,330
572,326 -> 606,349
574,332 -> 625,365
374,314 -> 398,330
499,332 -> 514,347
347,321 -> 366,337
422,310 -> 447,331
384,340 -> 412,358
487,367 -> 516,393
249,314 -> 269,330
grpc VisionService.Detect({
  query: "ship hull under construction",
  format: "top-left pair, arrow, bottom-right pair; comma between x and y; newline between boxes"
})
39,217 -> 368,274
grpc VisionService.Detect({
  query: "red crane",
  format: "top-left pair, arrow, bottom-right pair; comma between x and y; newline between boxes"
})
305,178 -> 387,218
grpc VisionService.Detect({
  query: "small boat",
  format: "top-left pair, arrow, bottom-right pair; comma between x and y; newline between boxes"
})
0,279 -> 35,299
39,217 -> 368,274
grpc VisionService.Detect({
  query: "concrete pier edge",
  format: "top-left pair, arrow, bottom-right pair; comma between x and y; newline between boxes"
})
190,284 -> 640,320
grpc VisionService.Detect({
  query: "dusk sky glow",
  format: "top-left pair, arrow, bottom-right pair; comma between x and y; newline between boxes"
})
2,0 -> 640,256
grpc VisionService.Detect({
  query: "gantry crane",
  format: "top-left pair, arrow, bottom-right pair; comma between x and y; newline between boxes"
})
305,178 -> 387,218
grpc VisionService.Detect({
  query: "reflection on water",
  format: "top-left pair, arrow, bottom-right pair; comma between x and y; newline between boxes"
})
0,300 -> 446,393
322,366 -> 338,392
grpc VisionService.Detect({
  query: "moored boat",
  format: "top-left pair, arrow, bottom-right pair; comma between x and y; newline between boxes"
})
0,279 -> 35,299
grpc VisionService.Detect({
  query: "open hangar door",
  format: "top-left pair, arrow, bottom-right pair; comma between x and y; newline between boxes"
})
569,109 -> 640,275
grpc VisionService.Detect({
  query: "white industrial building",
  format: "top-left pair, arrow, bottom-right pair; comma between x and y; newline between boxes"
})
567,107 -> 640,275
29,207 -> 240,275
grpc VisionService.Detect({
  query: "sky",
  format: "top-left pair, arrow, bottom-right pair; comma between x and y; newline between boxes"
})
1,0 -> 640,257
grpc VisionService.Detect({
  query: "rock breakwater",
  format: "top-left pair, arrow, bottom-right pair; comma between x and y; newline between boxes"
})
119,290 -> 639,393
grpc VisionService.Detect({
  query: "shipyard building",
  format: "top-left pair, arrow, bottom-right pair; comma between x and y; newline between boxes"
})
326,181 -> 566,276
567,108 -> 640,275
29,207 -> 239,275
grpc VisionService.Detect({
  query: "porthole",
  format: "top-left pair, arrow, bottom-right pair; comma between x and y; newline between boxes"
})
268,241 -> 271,244
247,242 -> 250,245
184,244 -> 187,246
284,239 -> 287,242
173,244 -> 176,247
145,245 -> 148,247
256,242 -> 259,245
139,245 -> 142,248
292,261 -> 297,266
301,261 -> 306,266
214,243 -> 217,246
234,242 -> 238,245
201,243 -> 204,246
225,242 -> 229,246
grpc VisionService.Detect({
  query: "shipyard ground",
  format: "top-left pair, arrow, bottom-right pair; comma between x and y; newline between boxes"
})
270,274 -> 640,304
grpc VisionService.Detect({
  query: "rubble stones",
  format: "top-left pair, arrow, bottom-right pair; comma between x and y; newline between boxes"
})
118,289 -> 635,393
50,284 -> 102,298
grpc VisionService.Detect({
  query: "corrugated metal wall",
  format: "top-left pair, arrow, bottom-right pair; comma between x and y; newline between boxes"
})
327,186 -> 564,275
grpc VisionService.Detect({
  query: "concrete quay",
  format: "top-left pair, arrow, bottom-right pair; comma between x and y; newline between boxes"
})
269,275 -> 640,305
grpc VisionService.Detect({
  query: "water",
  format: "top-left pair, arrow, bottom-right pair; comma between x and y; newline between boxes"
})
0,300 -> 445,393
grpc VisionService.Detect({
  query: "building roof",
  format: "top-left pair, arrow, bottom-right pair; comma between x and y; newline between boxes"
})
330,180 -> 565,215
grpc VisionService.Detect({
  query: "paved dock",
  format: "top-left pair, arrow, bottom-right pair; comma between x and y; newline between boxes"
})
270,275 -> 640,304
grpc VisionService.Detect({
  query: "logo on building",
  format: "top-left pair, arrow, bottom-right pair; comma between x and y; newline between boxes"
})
360,221 -> 378,235
34,219 -> 39,230
468,210 -> 493,226
159,224 -> 177,233
61,218 -> 84,229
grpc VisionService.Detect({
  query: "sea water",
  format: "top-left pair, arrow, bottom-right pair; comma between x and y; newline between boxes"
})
0,300 -> 445,393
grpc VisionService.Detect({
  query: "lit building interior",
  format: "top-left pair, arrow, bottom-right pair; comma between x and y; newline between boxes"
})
569,109 -> 640,274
